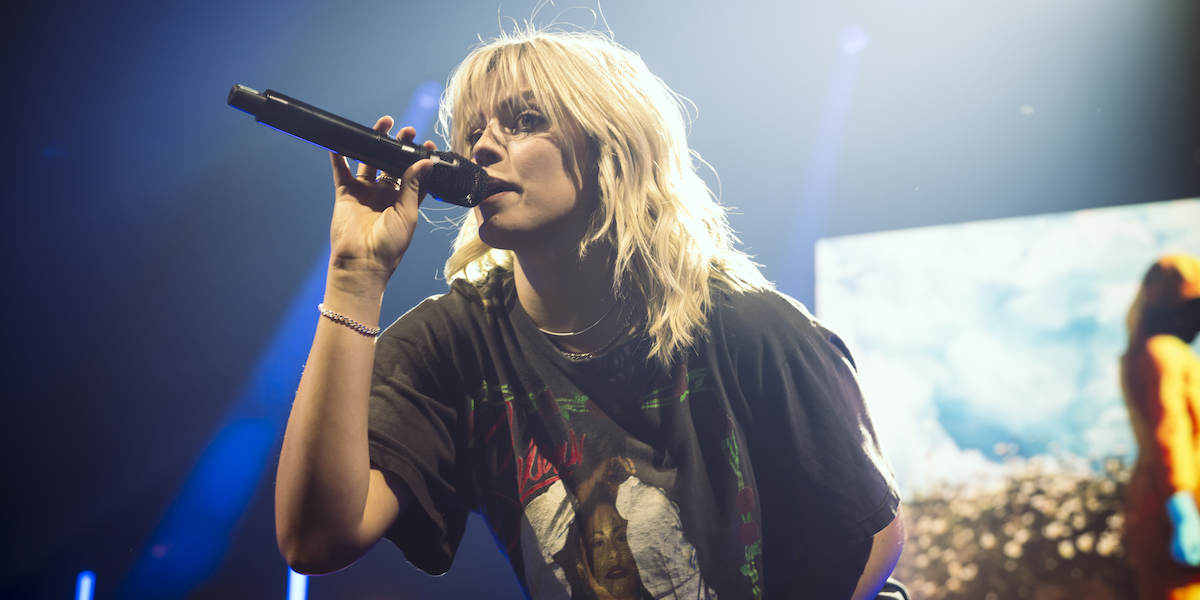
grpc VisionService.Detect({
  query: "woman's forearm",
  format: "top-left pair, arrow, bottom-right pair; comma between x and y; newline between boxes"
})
851,508 -> 905,600
274,274 -> 406,574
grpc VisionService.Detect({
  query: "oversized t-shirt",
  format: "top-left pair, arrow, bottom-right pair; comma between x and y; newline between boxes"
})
368,269 -> 898,600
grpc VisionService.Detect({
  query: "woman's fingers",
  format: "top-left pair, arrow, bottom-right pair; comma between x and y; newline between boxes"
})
330,151 -> 354,186
376,126 -> 439,198
329,118 -> 437,204
355,116 -> 395,181
394,159 -> 433,211
330,116 -> 393,187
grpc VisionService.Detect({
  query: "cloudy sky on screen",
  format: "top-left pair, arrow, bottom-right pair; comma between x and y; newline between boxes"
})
816,198 -> 1200,497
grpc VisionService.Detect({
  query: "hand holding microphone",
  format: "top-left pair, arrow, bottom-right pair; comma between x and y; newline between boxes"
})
228,84 -> 488,207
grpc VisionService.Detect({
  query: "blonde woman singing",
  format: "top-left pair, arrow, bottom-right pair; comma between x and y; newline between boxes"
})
275,27 -> 904,600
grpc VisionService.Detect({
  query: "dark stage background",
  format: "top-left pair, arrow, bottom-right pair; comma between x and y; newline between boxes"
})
2,0 -> 1198,598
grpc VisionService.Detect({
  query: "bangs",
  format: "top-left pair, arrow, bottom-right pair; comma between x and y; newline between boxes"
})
440,35 -> 594,165
445,42 -> 546,151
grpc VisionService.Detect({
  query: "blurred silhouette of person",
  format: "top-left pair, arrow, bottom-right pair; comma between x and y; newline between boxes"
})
1123,254 -> 1200,600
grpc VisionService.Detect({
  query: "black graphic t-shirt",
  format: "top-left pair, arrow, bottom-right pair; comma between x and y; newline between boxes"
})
368,269 -> 898,600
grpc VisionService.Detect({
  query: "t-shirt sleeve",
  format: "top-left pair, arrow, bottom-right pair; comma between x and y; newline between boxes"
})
368,290 -> 479,575
721,290 -> 899,552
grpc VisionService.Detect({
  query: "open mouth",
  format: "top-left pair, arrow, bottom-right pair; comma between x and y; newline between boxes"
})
483,179 -> 517,200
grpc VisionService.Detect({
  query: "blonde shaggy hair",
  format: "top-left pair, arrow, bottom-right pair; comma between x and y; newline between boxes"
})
438,27 -> 771,365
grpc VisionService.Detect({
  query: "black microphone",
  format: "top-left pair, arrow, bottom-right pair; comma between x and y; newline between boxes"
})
228,84 -> 487,207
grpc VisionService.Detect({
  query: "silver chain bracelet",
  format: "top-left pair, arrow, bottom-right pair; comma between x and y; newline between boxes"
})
317,303 -> 381,338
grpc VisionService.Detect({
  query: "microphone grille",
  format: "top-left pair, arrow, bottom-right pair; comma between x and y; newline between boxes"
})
427,151 -> 488,207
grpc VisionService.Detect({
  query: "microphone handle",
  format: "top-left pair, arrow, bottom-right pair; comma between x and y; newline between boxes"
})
228,84 -> 485,207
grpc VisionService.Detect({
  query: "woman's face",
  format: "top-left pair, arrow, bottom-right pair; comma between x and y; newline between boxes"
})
466,88 -> 598,255
586,504 -> 640,599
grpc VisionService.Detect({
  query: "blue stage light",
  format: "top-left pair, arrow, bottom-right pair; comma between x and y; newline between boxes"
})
780,25 -> 868,305
75,571 -> 95,600
288,568 -> 308,600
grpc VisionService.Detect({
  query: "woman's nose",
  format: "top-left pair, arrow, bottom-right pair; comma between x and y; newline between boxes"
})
471,122 -> 503,167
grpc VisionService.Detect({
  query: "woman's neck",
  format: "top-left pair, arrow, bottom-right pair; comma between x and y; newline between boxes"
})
513,243 -> 626,354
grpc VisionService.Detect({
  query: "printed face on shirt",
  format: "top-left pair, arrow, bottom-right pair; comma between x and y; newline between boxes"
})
585,503 -> 641,600
466,88 -> 599,255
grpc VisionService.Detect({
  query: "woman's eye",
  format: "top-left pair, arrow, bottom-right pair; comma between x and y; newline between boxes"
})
515,111 -> 544,131
466,129 -> 483,147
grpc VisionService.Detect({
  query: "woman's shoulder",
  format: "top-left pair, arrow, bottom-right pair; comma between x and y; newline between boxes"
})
711,286 -> 858,370
422,267 -> 512,310
713,286 -> 819,335
379,268 -> 512,340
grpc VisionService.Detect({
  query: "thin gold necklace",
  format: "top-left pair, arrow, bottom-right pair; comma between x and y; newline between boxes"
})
537,299 -> 619,337
555,307 -> 632,362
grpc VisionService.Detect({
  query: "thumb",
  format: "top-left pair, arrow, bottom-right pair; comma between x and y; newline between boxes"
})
398,159 -> 435,209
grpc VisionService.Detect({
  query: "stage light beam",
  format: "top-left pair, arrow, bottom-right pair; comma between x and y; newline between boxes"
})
75,571 -> 95,600
288,568 -> 308,600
